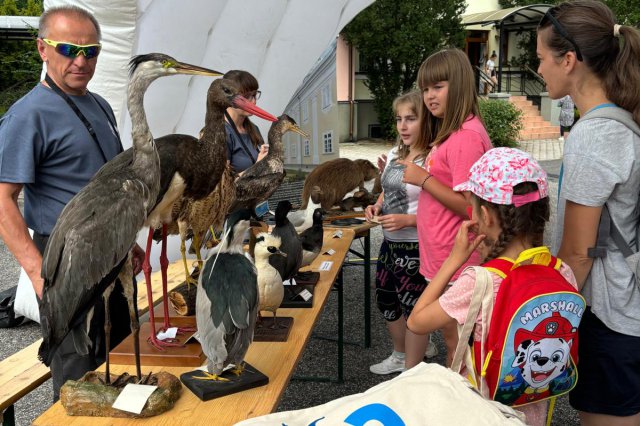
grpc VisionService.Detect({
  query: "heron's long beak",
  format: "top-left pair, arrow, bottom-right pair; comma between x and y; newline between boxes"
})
289,124 -> 309,138
233,96 -> 278,122
175,62 -> 224,77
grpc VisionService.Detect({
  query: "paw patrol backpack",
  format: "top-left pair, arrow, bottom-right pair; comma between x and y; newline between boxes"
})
474,246 -> 586,408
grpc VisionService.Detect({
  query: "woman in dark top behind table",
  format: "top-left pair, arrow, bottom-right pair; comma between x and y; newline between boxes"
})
224,70 -> 268,174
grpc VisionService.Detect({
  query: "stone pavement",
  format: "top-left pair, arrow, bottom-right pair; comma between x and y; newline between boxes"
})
339,138 -> 563,164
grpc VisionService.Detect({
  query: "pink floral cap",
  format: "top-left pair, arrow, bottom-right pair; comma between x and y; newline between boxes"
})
454,147 -> 548,207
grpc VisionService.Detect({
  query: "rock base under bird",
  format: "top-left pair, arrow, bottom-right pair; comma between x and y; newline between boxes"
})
109,322 -> 204,367
180,362 -> 268,401
60,371 -> 181,417
253,316 -> 294,342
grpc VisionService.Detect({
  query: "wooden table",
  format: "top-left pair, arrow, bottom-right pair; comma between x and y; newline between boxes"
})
33,228 -> 355,426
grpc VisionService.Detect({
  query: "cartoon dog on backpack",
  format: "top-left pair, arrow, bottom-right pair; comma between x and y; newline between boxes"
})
511,312 -> 576,404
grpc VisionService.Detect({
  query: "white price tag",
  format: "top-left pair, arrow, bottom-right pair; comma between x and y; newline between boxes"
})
353,207 -> 363,212
298,289 -> 313,301
156,327 -> 178,341
332,230 -> 343,238
112,384 -> 158,414
318,261 -> 333,271
323,248 -> 336,256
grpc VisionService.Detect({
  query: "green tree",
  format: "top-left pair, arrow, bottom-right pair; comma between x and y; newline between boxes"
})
0,0 -> 43,116
342,0 -> 466,139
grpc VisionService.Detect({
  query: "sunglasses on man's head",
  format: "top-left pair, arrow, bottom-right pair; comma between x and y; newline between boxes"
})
541,9 -> 583,62
41,38 -> 102,59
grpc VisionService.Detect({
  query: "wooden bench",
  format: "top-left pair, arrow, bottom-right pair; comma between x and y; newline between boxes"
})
0,261 -> 191,426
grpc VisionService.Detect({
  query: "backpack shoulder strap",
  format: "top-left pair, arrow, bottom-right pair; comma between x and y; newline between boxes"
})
580,106 -> 640,137
482,257 -> 513,279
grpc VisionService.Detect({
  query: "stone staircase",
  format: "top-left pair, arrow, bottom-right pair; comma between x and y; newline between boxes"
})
510,95 -> 560,140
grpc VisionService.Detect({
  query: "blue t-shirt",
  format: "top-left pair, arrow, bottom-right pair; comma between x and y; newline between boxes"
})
225,121 -> 262,173
0,83 -> 121,235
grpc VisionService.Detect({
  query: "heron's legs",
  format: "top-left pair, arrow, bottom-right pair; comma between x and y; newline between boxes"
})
103,283 -> 115,385
230,362 -> 245,376
270,311 -> 287,330
119,254 -> 142,381
143,227 -> 181,351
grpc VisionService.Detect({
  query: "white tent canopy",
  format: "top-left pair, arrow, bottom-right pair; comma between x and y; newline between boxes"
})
42,0 -> 373,270
45,0 -> 373,146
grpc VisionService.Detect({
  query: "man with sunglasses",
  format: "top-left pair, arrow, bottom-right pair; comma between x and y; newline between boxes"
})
0,5 -> 138,401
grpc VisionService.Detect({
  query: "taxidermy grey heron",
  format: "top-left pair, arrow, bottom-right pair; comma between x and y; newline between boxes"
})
195,208 -> 262,381
97,78 -> 277,350
230,115 -> 307,214
38,54 -> 223,383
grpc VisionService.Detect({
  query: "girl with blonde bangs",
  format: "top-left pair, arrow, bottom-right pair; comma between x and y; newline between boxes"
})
399,48 -> 492,366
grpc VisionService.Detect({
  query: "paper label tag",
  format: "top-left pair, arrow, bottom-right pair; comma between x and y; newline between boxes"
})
318,261 -> 333,271
157,327 -> 178,340
323,248 -> 336,256
353,207 -> 363,212
298,289 -> 313,301
112,384 -> 158,414
332,230 -> 343,238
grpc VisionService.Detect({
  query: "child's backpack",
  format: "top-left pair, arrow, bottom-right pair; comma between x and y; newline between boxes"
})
474,246 -> 585,407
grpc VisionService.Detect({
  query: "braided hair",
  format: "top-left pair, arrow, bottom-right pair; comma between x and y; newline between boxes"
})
475,182 -> 549,261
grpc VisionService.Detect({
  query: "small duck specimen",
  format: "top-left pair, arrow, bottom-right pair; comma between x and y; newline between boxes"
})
254,232 -> 287,328
268,200 -> 303,285
299,208 -> 324,267
287,186 -> 323,233
195,208 -> 258,381
231,115 -> 307,214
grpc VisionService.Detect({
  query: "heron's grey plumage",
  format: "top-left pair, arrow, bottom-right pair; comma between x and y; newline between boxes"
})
38,54 -> 221,368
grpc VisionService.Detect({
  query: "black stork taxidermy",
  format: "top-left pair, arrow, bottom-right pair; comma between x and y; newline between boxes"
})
230,115 -> 307,214
97,78 -> 278,350
38,54 -> 223,384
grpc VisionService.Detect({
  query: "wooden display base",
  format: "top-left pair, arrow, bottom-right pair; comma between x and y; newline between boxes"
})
180,362 -> 268,401
280,285 -> 315,309
109,322 -> 205,367
152,303 -> 197,328
293,271 -> 320,286
253,316 -> 293,342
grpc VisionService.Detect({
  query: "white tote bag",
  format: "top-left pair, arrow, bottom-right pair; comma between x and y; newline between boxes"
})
235,363 -> 525,426
14,229 -> 40,323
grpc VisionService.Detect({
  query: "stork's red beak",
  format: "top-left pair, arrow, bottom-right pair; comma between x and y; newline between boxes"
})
232,96 -> 278,122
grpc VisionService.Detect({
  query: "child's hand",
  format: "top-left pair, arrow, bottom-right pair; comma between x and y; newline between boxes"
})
448,220 -> 486,266
377,154 -> 387,173
365,203 -> 381,221
396,159 -> 427,187
377,214 -> 409,232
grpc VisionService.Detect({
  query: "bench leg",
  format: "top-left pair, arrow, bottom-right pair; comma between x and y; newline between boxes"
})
2,404 -> 15,426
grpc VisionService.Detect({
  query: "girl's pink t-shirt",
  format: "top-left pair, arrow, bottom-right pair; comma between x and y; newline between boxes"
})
417,115 -> 492,280
439,263 -> 578,426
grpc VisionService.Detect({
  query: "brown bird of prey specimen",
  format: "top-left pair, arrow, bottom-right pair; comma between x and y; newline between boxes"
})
230,115 -> 308,214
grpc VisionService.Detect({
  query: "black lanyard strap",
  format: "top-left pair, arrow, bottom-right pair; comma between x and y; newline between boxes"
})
224,110 -> 257,164
44,74 -> 123,163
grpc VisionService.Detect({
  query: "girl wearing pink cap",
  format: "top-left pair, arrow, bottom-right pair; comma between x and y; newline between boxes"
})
399,48 -> 492,365
407,147 -> 578,426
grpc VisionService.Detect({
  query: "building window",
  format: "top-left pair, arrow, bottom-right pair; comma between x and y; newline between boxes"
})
323,131 -> 333,153
304,140 -> 310,157
301,100 -> 309,123
321,84 -> 331,110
